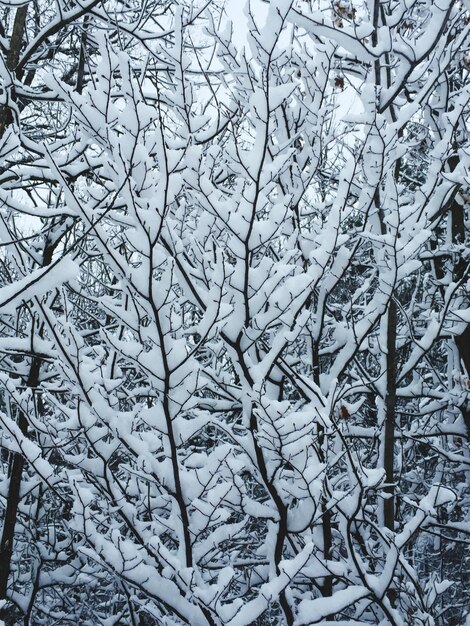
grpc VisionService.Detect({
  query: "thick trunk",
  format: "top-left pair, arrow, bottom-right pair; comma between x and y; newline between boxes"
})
0,6 -> 27,138
313,341 -> 332,598
372,0 -> 398,532
0,6 -> 29,602
0,227 -> 61,600
383,300 -> 397,530
0,359 -> 40,599
447,156 -> 470,436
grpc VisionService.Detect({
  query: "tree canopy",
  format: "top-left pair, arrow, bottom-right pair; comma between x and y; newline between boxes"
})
0,0 -> 469,624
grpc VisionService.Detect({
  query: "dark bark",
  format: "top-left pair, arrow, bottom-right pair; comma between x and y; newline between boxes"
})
0,6 -> 27,138
76,16 -> 89,95
447,156 -> 470,437
383,300 -> 397,531
0,6 -> 30,599
0,226 -> 67,600
312,339 -> 332,599
373,0 -> 398,532
0,358 -> 40,599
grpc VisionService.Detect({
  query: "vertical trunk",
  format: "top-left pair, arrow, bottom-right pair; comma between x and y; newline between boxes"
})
383,301 -> 397,530
452,238 -> 470,437
374,183 -> 398,531
312,338 -> 332,598
373,0 -> 398,532
0,229 -> 60,600
0,8 -> 29,599
0,359 -> 40,599
444,156 -> 470,436
0,6 -> 27,138
76,16 -> 89,95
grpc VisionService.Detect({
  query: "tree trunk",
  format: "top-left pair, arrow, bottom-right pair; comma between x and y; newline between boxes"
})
0,6 -> 27,138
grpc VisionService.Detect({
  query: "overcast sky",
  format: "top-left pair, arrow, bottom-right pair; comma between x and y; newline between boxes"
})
224,0 -> 269,49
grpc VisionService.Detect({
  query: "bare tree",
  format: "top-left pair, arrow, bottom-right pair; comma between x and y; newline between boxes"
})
0,0 -> 469,624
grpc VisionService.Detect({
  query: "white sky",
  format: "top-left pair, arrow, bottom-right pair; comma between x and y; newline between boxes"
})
224,0 -> 269,49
